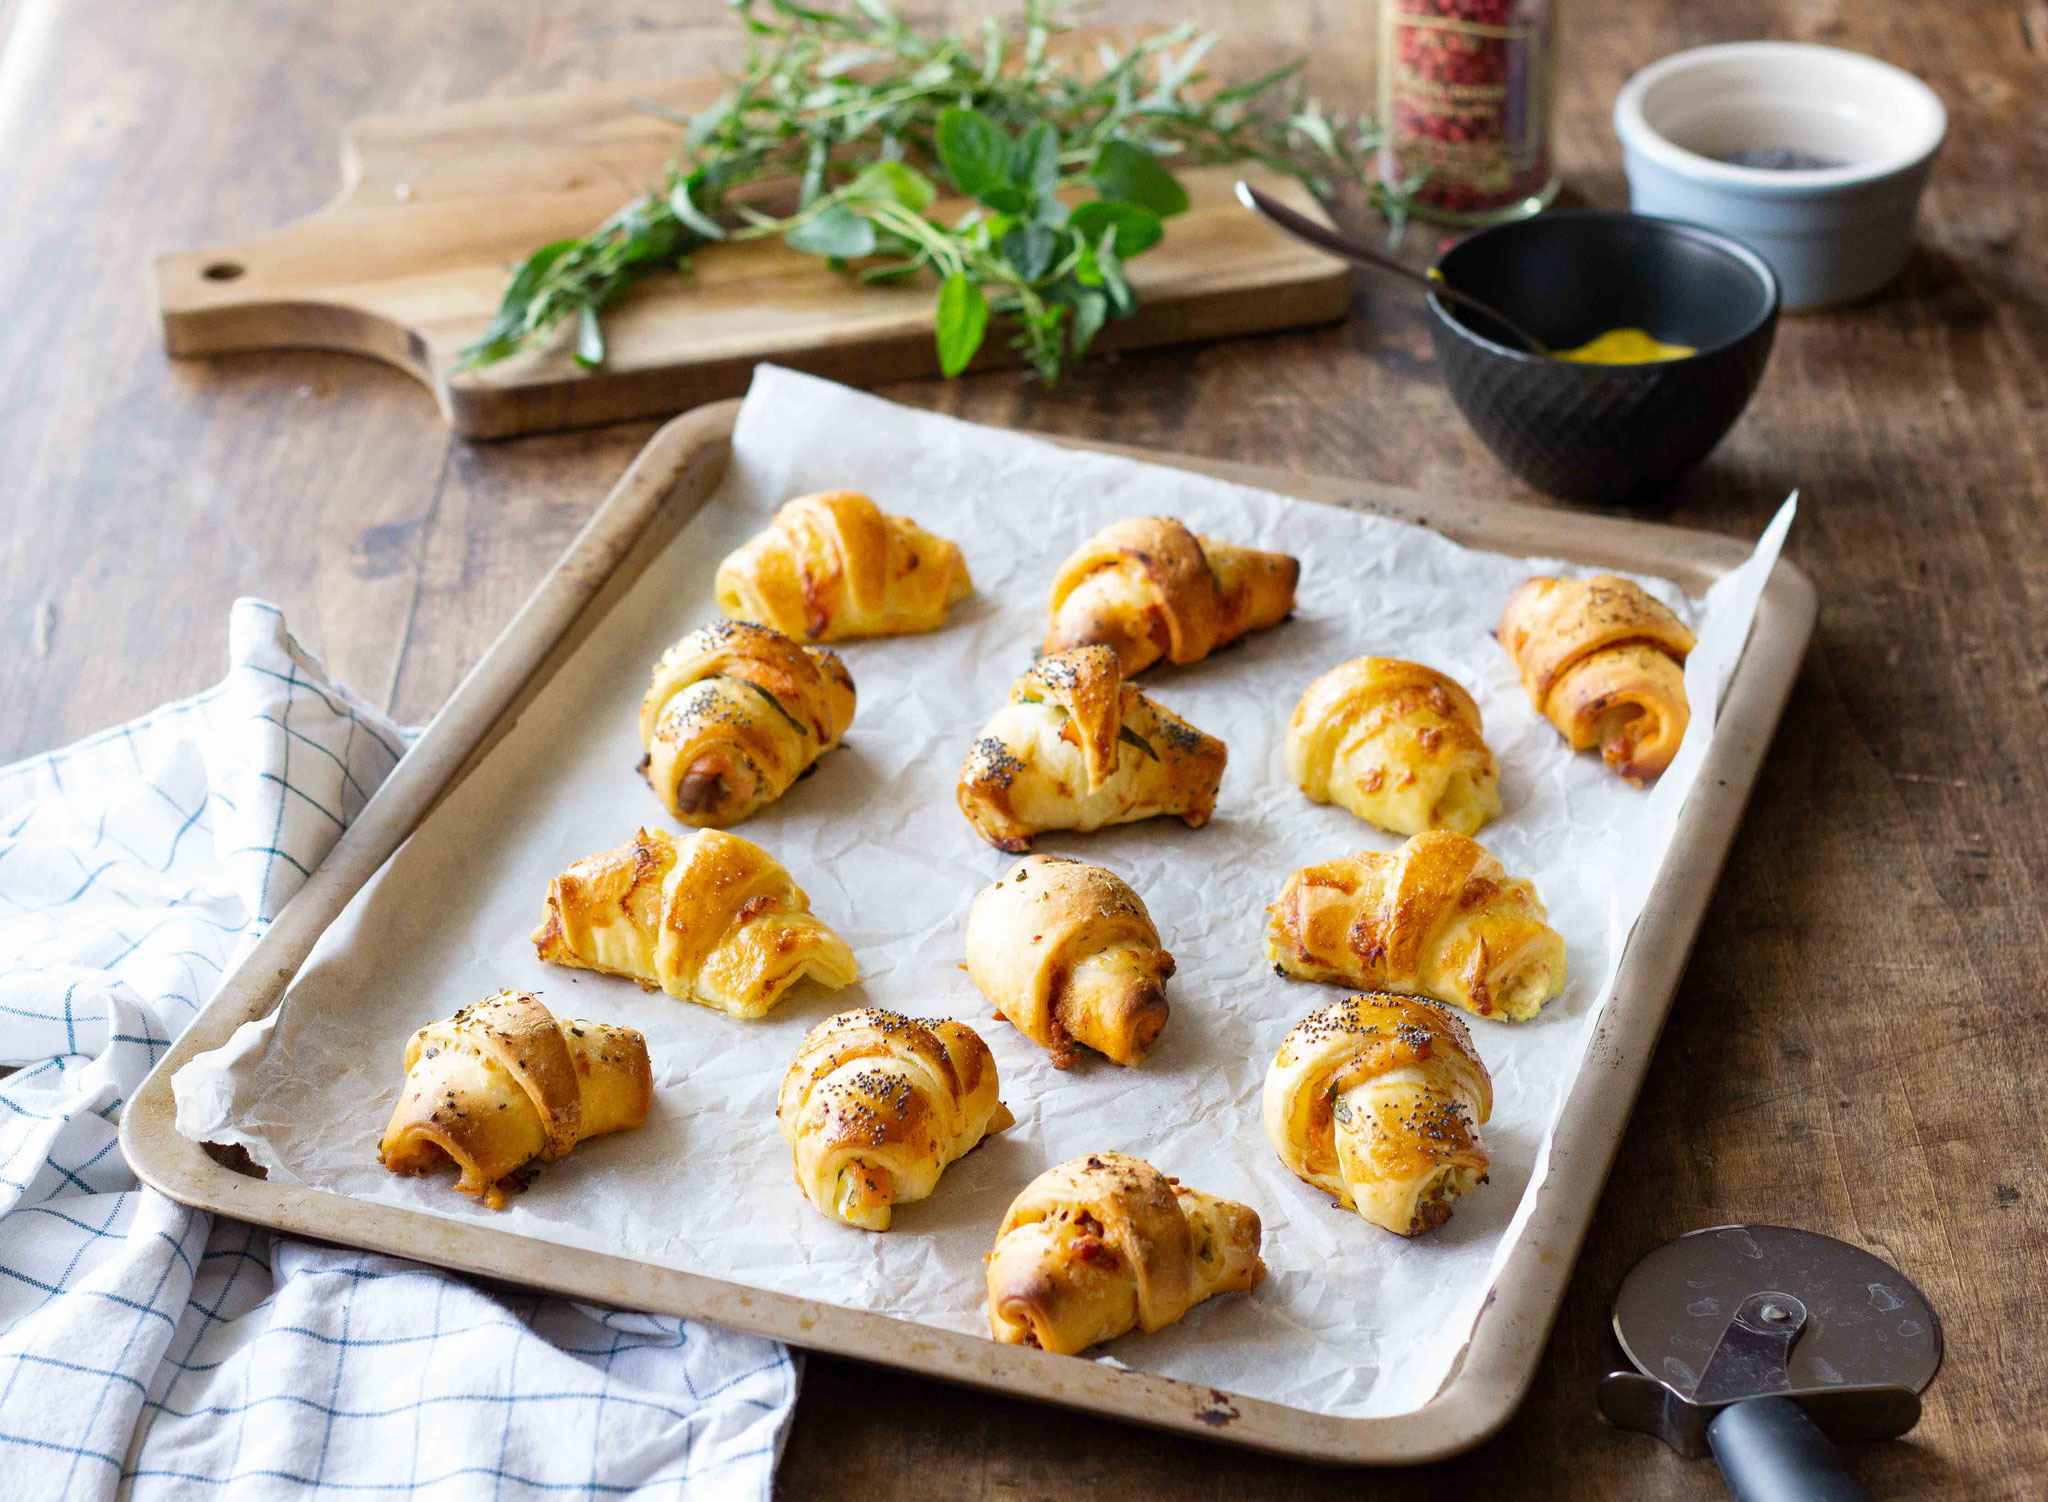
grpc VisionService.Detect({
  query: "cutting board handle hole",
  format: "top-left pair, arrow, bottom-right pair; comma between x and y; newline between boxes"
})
202,261 -> 246,282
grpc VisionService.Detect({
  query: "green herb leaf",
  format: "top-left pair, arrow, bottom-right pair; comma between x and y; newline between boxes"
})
1095,227 -> 1134,316
845,159 -> 937,211
786,204 -> 877,258
743,679 -> 812,738
1089,141 -> 1190,218
1068,200 -> 1164,260
1001,221 -> 1059,281
574,305 -> 605,369
937,107 -> 1014,205
669,173 -> 727,240
935,272 -> 989,376
1011,120 -> 1061,203
1118,724 -> 1160,761
1067,287 -> 1109,357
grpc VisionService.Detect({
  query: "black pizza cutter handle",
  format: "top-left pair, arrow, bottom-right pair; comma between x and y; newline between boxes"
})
1706,1395 -> 1872,1502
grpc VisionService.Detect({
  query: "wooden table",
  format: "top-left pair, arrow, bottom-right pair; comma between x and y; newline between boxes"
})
5,1 -> 2043,1496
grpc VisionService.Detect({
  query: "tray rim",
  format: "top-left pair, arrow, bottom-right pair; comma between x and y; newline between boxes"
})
119,394 -> 1817,1465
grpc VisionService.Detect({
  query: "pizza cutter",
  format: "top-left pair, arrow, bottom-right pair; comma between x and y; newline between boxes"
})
1599,1224 -> 1942,1502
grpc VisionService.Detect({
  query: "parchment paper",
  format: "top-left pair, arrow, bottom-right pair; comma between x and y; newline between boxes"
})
177,365 -> 1793,1419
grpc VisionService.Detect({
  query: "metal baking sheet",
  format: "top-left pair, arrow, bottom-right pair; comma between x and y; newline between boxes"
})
122,389 -> 1815,1463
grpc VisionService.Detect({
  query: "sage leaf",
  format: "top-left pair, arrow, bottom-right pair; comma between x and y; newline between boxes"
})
1090,140 -> 1190,218
1068,287 -> 1109,356
846,159 -> 937,211
1069,199 -> 1163,259
936,273 -> 990,376
787,204 -> 877,258
937,107 -> 1013,204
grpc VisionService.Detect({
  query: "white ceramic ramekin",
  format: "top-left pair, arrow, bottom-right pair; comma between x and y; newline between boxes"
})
1614,42 -> 1946,310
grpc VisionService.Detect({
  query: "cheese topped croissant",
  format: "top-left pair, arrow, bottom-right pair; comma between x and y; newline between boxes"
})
778,1008 -> 1013,1231
1045,516 -> 1299,675
957,646 -> 1227,852
964,855 -> 1172,1068
1264,993 -> 1491,1236
1266,829 -> 1567,1022
378,989 -> 653,1211
1497,574 -> 1696,783
639,620 -> 855,827
716,490 -> 973,642
1286,657 -> 1502,836
532,827 -> 858,1019
986,1152 -> 1264,1355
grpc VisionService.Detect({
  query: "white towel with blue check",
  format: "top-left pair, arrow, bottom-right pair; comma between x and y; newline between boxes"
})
0,601 -> 798,1501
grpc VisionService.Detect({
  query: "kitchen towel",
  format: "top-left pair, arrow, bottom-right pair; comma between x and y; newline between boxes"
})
0,600 -> 798,1501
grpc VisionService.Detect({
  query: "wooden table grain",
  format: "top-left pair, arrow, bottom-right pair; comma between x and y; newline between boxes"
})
5,0 -> 2044,1496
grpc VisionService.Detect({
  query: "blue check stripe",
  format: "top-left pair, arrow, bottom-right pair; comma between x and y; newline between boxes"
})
0,599 -> 795,1502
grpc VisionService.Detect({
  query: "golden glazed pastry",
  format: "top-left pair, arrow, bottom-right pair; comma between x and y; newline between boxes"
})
964,855 -> 1172,1068
1286,657 -> 1502,836
777,1008 -> 1013,1231
1265,829 -> 1567,1022
639,620 -> 856,827
1263,993 -> 1491,1236
1496,574 -> 1696,783
378,989 -> 653,1211
716,490 -> 973,642
532,827 -> 858,1020
986,1152 -> 1264,1355
957,646 -> 1227,852
1044,516 -> 1299,675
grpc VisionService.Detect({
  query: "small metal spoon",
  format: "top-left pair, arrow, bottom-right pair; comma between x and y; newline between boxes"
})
1234,180 -> 1553,357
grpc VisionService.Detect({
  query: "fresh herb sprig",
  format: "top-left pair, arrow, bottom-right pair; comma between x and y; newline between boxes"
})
458,0 -> 1406,384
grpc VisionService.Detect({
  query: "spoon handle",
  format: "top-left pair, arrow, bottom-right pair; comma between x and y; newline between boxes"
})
1234,181 -> 1552,356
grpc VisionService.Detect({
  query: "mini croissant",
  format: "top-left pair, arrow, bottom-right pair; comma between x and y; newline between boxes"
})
1287,657 -> 1502,836
639,620 -> 856,827
778,1008 -> 1013,1231
378,990 -> 653,1211
1045,516 -> 1299,675
987,1152 -> 1264,1355
1497,574 -> 1696,783
957,646 -> 1227,852
532,827 -> 858,1019
964,855 -> 1172,1068
716,490 -> 973,642
1264,993 -> 1492,1236
1266,829 -> 1566,1022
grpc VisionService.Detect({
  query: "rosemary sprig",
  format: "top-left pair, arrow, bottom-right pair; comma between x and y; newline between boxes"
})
456,0 -> 1407,384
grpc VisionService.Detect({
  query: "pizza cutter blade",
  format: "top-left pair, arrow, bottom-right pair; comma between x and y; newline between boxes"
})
1599,1224 -> 1941,1502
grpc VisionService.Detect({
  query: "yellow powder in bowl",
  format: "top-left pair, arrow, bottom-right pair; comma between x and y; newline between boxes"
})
1553,328 -> 1697,365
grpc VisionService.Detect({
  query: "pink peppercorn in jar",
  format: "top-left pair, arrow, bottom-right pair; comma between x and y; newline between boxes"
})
1378,0 -> 1561,225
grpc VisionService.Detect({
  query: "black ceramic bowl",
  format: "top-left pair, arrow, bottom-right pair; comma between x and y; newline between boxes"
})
1427,210 -> 1779,505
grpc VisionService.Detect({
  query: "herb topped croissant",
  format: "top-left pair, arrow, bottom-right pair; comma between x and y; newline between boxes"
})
1286,656 -> 1502,836
1497,574 -> 1696,783
1045,516 -> 1299,675
957,646 -> 1227,852
1264,993 -> 1492,1236
1265,830 -> 1567,1022
778,1008 -> 1012,1231
986,1152 -> 1264,1355
378,989 -> 653,1211
639,620 -> 855,827
716,490 -> 973,642
532,827 -> 858,1019
964,855 -> 1172,1068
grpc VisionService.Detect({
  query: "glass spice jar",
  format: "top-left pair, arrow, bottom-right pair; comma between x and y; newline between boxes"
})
1378,0 -> 1561,225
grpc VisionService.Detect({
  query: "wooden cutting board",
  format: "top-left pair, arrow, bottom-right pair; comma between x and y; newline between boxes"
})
152,72 -> 1353,440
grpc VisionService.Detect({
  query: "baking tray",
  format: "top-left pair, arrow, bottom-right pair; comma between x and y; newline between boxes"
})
121,397 -> 1815,1463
